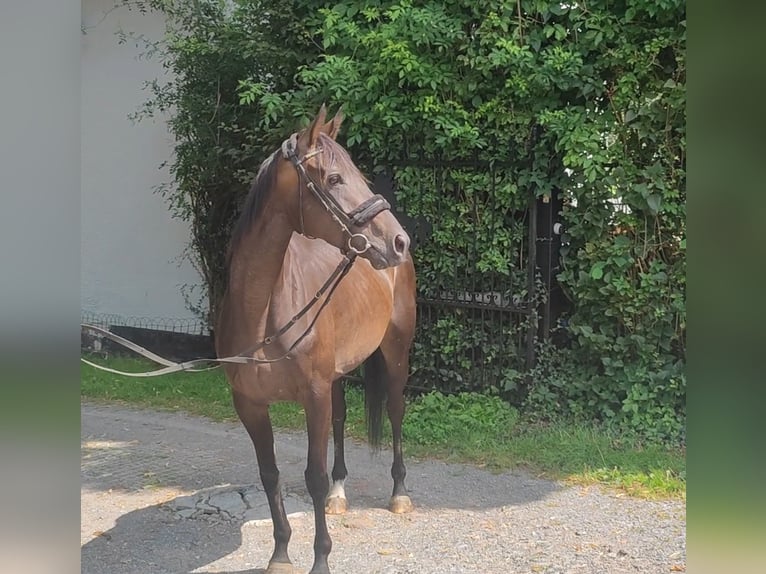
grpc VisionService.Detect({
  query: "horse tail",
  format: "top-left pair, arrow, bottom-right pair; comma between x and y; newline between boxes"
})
363,347 -> 387,452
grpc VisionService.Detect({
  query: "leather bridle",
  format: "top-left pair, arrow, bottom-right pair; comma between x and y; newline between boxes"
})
281,133 -> 391,255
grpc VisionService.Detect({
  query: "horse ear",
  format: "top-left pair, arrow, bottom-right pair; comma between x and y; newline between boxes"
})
324,106 -> 344,140
306,103 -> 328,148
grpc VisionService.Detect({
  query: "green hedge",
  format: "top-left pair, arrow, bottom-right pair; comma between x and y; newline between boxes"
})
129,0 -> 685,442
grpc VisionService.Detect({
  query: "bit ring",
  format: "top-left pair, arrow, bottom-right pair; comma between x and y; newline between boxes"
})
348,233 -> 371,255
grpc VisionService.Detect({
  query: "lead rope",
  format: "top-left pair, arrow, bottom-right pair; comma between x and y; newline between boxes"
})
81,254 -> 356,377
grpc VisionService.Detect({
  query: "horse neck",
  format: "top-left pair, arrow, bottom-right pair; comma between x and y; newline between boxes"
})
227,199 -> 293,321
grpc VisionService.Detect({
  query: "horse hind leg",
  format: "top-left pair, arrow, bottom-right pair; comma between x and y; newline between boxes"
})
325,379 -> 348,515
384,353 -> 414,514
365,346 -> 414,514
232,391 -> 294,573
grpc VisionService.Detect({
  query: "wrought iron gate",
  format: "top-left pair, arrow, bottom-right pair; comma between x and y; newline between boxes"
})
373,161 -> 563,397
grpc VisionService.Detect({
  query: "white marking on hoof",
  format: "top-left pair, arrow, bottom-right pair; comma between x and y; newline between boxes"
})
325,479 -> 348,514
328,479 -> 346,500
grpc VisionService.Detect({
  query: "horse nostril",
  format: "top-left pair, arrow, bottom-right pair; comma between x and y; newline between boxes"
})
393,233 -> 409,256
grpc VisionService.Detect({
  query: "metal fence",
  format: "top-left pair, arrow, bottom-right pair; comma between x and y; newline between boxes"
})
81,310 -> 209,335
82,164 -> 565,394
81,311 -> 213,363
373,163 -> 550,396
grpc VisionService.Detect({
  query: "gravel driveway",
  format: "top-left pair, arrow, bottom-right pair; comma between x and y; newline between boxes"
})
81,402 -> 685,574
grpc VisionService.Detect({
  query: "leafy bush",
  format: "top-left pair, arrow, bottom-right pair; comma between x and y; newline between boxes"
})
246,1 -> 686,440
525,344 -> 685,444
128,0 -> 685,442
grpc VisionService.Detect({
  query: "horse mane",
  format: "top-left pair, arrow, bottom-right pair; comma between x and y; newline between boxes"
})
226,151 -> 280,268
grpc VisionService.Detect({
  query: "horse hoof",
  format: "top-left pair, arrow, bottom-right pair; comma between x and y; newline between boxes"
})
266,561 -> 295,574
388,495 -> 413,514
325,496 -> 348,515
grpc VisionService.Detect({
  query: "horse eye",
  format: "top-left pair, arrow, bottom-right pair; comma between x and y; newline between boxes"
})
328,174 -> 343,186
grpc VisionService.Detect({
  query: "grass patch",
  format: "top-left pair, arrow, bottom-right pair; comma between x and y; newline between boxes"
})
80,355 -> 306,427
81,355 -> 238,421
81,355 -> 685,499
505,422 -> 686,499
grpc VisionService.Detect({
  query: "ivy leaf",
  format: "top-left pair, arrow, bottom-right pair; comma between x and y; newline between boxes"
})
614,235 -> 630,247
647,194 -> 662,214
590,262 -> 605,280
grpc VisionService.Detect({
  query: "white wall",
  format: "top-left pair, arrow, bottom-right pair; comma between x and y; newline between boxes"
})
81,0 -> 204,324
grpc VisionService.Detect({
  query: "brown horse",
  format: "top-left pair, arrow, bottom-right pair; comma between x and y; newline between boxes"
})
215,105 -> 416,574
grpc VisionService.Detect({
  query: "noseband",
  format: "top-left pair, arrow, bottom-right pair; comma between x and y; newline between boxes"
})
282,134 -> 391,255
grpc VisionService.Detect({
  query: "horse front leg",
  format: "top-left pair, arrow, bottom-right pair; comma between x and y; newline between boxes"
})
232,391 -> 294,573
325,379 -> 348,515
304,390 -> 333,574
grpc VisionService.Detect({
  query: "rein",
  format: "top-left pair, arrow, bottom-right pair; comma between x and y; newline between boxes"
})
81,133 -> 391,378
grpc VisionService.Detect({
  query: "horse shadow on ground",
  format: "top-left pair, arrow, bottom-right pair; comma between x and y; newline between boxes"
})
81,405 -> 560,573
82,462 -> 560,574
82,497 -> 267,574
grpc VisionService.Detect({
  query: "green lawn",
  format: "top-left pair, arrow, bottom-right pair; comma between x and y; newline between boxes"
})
81,355 -> 685,499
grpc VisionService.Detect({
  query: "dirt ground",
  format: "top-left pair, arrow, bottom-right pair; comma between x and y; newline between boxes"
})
81,401 -> 686,574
